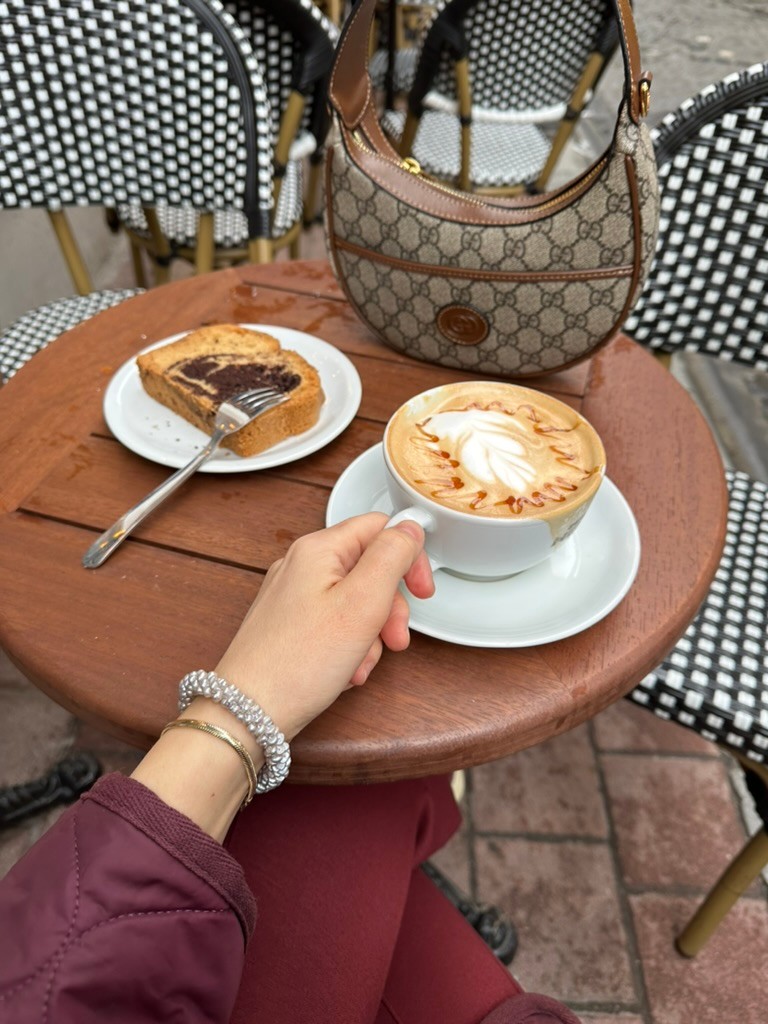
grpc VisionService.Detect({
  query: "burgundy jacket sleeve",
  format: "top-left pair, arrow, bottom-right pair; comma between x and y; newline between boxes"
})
0,773 -> 256,1024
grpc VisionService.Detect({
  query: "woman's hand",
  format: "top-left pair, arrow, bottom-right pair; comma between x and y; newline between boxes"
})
215,512 -> 433,741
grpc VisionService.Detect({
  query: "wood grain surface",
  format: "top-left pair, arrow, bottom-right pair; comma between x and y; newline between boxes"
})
0,261 -> 728,783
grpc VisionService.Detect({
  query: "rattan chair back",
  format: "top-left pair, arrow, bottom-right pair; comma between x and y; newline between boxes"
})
223,0 -> 337,162
621,64 -> 768,958
411,0 -> 615,123
0,0 -> 275,245
384,0 -> 617,193
624,61 -> 768,370
113,0 -> 338,275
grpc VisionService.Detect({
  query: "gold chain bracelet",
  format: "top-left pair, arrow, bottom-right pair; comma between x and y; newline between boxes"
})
161,718 -> 257,808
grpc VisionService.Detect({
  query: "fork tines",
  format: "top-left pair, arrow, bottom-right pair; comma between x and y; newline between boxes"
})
223,388 -> 285,411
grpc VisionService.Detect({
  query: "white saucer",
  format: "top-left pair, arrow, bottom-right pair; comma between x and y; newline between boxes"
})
104,324 -> 362,473
326,444 -> 641,648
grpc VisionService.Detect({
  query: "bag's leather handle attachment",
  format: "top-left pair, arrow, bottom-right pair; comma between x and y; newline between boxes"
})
612,0 -> 651,123
329,0 -> 379,129
329,0 -> 651,130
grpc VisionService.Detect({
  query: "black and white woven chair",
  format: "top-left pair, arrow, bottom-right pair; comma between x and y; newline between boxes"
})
0,291 -> 141,385
369,0 -> 443,107
380,0 -> 617,194
116,0 -> 338,272
0,0 -> 280,293
623,61 -> 768,956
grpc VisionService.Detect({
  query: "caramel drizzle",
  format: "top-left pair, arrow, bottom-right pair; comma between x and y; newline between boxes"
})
408,405 -> 594,513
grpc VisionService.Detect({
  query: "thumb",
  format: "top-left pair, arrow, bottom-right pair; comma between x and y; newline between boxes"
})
338,521 -> 426,623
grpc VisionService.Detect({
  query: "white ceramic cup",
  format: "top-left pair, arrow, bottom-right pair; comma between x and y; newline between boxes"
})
383,382 -> 606,580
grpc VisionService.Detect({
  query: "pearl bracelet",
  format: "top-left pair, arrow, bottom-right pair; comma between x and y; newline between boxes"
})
178,670 -> 291,794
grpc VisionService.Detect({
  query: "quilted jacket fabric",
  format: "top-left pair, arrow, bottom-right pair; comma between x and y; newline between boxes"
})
0,774 -> 580,1024
0,775 -> 254,1023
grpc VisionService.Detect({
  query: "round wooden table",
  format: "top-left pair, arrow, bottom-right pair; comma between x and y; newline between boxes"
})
0,260 -> 727,783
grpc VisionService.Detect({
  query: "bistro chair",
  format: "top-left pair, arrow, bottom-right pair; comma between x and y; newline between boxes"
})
0,290 -> 141,385
114,0 -> 339,270
622,60 -> 768,956
369,0 -> 443,107
380,0 -> 617,194
0,0 -> 280,293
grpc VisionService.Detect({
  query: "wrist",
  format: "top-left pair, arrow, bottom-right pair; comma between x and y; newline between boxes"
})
214,657 -> 302,742
131,709 -> 265,843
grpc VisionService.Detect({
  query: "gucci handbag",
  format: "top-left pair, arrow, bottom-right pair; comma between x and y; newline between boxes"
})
325,0 -> 660,377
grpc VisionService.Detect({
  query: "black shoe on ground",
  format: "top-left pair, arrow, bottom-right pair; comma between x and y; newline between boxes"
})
0,752 -> 102,829
422,860 -> 518,965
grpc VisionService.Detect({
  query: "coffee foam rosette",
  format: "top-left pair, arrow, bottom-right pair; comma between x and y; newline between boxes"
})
386,382 -> 606,521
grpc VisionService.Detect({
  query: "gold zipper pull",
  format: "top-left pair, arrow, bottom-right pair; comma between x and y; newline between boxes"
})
401,157 -> 422,175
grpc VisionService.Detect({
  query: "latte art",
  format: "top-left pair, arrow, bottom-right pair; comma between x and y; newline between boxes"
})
421,409 -> 538,492
386,382 -> 605,519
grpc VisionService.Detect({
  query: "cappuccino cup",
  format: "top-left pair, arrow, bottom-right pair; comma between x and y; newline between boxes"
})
383,381 -> 606,579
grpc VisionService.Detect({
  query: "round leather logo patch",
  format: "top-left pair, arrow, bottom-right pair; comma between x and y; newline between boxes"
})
436,304 -> 490,346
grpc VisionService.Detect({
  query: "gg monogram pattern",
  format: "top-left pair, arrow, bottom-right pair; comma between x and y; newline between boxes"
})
327,106 -> 659,376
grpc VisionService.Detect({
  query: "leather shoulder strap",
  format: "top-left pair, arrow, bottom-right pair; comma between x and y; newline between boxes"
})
613,0 -> 650,123
328,0 -> 377,129
329,0 -> 651,130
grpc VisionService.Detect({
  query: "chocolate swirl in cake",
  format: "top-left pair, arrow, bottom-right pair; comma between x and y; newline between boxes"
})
169,354 -> 301,402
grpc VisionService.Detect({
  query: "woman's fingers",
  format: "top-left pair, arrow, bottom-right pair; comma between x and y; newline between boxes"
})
403,547 -> 435,599
379,590 -> 412,651
349,636 -> 384,685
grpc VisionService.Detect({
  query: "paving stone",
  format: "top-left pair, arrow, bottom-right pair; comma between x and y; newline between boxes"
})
630,893 -> 768,1024
602,754 -> 753,891
0,647 -> 29,689
592,700 -> 715,756
72,722 -> 143,777
0,670 -> 76,786
475,837 -> 635,1006
0,805 -> 66,880
472,726 -> 607,838
579,1015 -> 644,1024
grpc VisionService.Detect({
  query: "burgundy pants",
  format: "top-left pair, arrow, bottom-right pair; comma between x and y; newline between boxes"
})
225,776 -> 581,1024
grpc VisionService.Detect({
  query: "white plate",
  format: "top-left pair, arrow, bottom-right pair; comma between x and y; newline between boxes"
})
326,444 -> 641,648
104,324 -> 362,472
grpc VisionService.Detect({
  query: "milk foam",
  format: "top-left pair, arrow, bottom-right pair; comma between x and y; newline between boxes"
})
386,382 -> 605,519
424,409 -> 538,493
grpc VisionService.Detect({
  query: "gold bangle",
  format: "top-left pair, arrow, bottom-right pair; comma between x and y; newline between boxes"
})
161,718 -> 257,808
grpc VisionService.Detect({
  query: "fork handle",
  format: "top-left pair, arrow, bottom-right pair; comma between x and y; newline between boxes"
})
82,429 -> 226,569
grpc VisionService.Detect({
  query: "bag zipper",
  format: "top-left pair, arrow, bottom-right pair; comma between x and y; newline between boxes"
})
349,129 -> 608,215
350,129 -> 486,205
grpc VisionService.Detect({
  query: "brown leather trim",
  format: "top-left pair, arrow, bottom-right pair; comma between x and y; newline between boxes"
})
332,236 -> 634,283
343,129 -> 613,227
613,0 -> 642,122
328,0 -> 376,129
624,154 -> 644,308
353,118 -> 609,212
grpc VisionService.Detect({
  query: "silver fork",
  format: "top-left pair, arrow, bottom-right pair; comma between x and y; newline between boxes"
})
82,387 -> 287,569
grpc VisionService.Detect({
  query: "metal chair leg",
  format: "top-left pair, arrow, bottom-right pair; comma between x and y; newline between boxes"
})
676,827 -> 768,956
675,753 -> 768,956
47,210 -> 93,295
